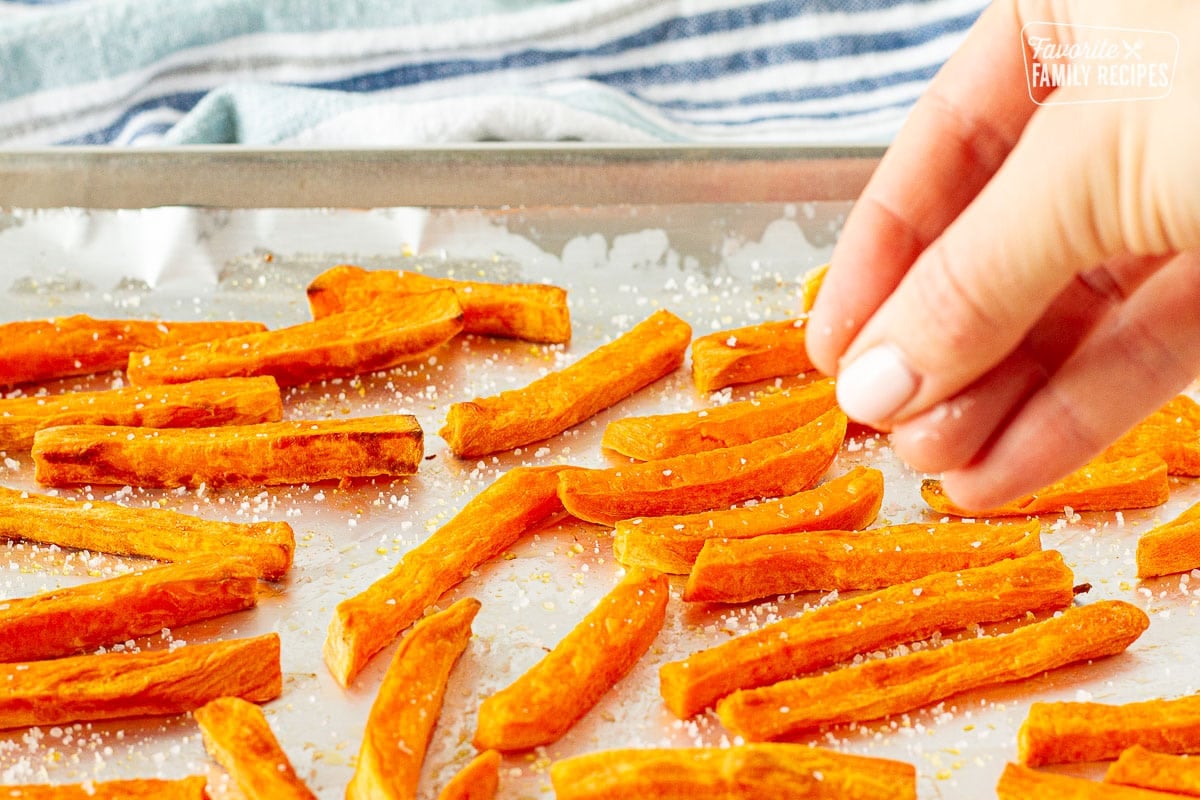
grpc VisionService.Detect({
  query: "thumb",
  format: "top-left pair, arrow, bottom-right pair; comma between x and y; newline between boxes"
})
832,98 -> 1139,427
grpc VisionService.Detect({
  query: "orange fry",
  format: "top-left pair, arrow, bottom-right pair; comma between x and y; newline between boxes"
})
1018,692 -> 1200,767
683,519 -> 1041,603
0,633 -> 282,730
716,600 -> 1148,742
1106,746 -> 1200,796
922,453 -> 1169,516
440,309 -> 691,458
0,375 -> 283,451
347,598 -> 480,800
661,550 -> 1075,719
559,407 -> 846,526
0,314 -> 266,388
127,289 -> 463,386
325,465 -> 569,687
613,466 -> 882,574
436,750 -> 502,800
0,555 -> 258,663
800,263 -> 829,312
548,745 -> 917,800
601,377 -> 837,460
998,762 -> 1181,800
307,264 -> 571,344
474,567 -> 668,751
690,318 -> 812,394
32,415 -> 423,488
0,776 -> 208,799
0,485 -> 294,580
1137,499 -> 1200,578
195,696 -> 317,800
1104,395 -> 1200,476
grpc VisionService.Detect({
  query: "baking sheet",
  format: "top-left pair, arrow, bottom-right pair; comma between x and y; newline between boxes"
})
0,201 -> 1197,799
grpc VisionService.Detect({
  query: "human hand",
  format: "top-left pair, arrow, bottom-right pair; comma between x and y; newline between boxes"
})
806,0 -> 1200,510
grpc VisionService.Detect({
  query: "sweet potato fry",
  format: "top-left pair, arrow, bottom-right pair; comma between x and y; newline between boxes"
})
800,263 -> 829,312
0,555 -> 258,663
325,465 -> 568,687
0,776 -> 209,799
1018,692 -> 1200,767
548,745 -> 917,800
0,375 -> 283,451
559,407 -> 846,526
0,485 -> 294,580
0,314 -> 266,388
1104,395 -> 1200,476
194,695 -> 316,800
690,318 -> 812,394
921,453 -> 1169,516
601,377 -> 837,460
683,519 -> 1041,603
998,762 -> 1181,800
0,633 -> 281,730
440,309 -> 690,458
32,415 -> 423,488
347,597 -> 480,800
614,466 -> 882,574
1137,499 -> 1200,578
307,264 -> 571,344
436,750 -> 502,800
661,550 -> 1075,719
1106,746 -> 1200,796
716,600 -> 1148,742
127,289 -> 464,387
474,566 -> 668,751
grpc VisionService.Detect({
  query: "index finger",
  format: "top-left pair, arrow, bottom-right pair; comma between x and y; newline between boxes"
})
807,1 -> 1044,376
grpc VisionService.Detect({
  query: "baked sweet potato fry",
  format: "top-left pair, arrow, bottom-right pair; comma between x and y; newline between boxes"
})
0,776 -> 208,799
614,466 -> 882,574
0,633 -> 281,730
922,453 -> 1170,516
325,465 -> 568,687
559,407 -> 846,526
0,314 -> 266,388
436,750 -> 502,800
347,597 -> 480,800
127,289 -> 463,387
0,375 -> 283,451
715,600 -> 1148,741
690,318 -> 813,394
0,485 -> 294,580
660,550 -> 1075,718
307,264 -> 571,344
1018,692 -> 1200,767
473,567 -> 668,751
548,745 -> 917,800
440,309 -> 690,458
1137,499 -> 1200,578
0,555 -> 258,663
601,377 -> 837,461
1104,394 -> 1200,476
194,695 -> 316,800
800,263 -> 829,312
1106,746 -> 1200,796
683,519 -> 1042,603
32,415 -> 423,488
998,762 -> 1181,800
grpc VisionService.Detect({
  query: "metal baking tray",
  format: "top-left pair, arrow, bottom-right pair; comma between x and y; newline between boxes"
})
0,146 -> 1197,799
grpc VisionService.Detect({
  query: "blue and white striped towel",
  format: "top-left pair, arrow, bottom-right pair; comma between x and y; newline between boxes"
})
0,0 -> 985,147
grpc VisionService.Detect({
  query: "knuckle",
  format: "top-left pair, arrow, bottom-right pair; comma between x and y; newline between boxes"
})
906,244 -> 1010,371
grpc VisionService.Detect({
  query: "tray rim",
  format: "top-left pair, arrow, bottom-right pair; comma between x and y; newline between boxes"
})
0,143 -> 883,209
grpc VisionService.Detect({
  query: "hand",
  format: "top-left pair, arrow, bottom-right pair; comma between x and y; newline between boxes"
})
806,0 -> 1200,510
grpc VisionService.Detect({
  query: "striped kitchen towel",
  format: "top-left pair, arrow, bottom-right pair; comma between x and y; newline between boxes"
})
0,0 -> 985,146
